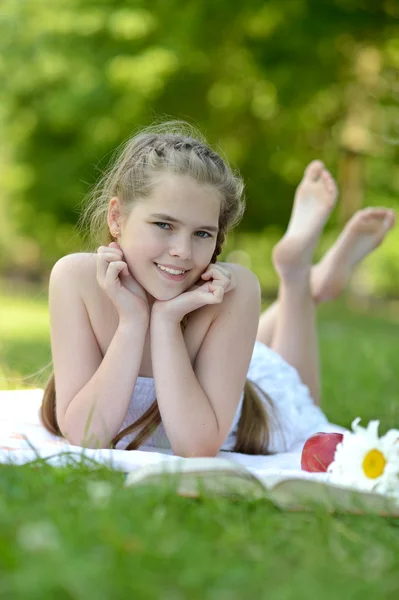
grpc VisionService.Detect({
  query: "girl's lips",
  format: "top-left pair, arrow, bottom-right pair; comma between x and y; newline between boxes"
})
155,263 -> 189,282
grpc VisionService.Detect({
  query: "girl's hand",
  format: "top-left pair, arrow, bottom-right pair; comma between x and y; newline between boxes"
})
96,242 -> 150,323
152,263 -> 235,324
200,263 -> 236,294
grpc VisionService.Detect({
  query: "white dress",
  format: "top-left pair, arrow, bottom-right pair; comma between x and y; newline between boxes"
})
116,340 -> 328,454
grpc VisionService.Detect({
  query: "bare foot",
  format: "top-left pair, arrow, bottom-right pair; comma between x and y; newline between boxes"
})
273,161 -> 338,278
312,207 -> 396,302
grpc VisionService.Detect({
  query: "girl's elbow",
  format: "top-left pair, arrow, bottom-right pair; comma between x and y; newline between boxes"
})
63,431 -> 109,449
171,438 -> 221,458
176,448 -> 219,459
60,420 -> 110,449
60,408 -> 112,449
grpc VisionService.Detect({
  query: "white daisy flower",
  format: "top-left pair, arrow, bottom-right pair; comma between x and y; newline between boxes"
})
327,418 -> 399,497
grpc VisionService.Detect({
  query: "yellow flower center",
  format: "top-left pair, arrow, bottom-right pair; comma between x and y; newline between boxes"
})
362,448 -> 386,479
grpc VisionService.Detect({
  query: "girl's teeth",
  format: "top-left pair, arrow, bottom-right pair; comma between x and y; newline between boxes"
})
157,264 -> 185,275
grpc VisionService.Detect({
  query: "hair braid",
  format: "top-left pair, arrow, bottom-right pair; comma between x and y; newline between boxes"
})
211,230 -> 226,263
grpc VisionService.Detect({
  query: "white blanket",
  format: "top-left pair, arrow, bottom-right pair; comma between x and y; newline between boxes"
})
0,389 -> 347,482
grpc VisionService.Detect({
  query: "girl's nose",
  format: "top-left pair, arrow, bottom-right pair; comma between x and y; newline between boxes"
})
169,236 -> 192,260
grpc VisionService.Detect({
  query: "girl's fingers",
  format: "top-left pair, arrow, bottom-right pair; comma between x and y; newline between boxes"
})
96,254 -> 111,284
97,245 -> 123,256
200,281 -> 225,302
201,265 -> 230,278
216,265 -> 231,277
96,255 -> 113,284
201,265 -> 231,287
207,285 -> 224,303
104,261 -> 129,288
97,246 -> 127,286
209,281 -> 225,293
210,265 -> 236,293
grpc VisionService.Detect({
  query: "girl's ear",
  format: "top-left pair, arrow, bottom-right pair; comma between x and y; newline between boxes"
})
107,197 -> 122,232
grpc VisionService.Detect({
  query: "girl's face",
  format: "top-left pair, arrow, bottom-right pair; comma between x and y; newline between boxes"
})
116,173 -> 221,301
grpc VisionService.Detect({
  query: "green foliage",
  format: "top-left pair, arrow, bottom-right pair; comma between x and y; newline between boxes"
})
1,0 -> 399,286
0,284 -> 51,389
221,227 -> 281,294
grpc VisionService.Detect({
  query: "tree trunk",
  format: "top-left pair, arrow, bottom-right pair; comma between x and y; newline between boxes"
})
338,150 -> 364,227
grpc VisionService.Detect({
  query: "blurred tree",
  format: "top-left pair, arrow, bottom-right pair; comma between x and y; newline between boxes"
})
0,0 -> 398,277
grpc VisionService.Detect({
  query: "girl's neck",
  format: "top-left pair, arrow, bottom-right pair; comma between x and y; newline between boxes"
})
147,292 -> 157,308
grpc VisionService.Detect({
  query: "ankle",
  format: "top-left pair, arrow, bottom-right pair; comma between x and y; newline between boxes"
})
310,264 -> 324,305
278,269 -> 312,292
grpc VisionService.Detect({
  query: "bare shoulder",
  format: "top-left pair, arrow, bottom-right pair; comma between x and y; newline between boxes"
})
50,252 -> 97,294
50,252 -> 96,281
211,263 -> 261,337
224,262 -> 259,285
222,262 -> 261,305
186,263 -> 259,325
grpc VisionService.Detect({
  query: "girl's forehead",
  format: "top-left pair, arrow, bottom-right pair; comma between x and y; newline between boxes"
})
141,173 -> 221,220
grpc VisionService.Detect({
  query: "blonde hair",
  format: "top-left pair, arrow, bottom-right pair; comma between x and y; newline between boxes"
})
41,121 -> 274,454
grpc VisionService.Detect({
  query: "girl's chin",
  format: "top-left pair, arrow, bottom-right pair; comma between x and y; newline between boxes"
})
150,287 -> 187,302
137,268 -> 201,302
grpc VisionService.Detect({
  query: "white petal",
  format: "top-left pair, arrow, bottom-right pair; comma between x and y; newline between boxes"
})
351,417 -> 362,431
366,420 -> 381,439
381,429 -> 399,447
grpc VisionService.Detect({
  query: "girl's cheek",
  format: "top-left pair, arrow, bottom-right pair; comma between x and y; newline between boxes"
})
203,246 -> 216,267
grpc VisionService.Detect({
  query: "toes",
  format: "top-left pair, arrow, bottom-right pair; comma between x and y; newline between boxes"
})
361,208 -> 395,224
305,161 -> 337,194
305,160 -> 325,181
322,170 -> 334,188
383,209 -> 396,226
320,171 -> 338,201
355,208 -> 396,234
384,210 -> 396,230
368,207 -> 391,216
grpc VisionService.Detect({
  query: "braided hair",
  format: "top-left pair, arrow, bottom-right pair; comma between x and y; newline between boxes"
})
77,122 -> 245,261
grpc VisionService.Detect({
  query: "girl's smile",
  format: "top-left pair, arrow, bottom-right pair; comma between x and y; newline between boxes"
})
154,262 -> 190,282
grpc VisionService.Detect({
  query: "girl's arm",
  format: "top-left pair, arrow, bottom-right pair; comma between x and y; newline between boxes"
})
150,265 -> 261,457
50,254 -> 148,448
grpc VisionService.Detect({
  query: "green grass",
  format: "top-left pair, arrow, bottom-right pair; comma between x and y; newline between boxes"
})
0,285 -> 51,389
1,286 -> 399,599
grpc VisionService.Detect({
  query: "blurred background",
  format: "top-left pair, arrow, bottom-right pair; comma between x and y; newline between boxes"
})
1,0 -> 399,388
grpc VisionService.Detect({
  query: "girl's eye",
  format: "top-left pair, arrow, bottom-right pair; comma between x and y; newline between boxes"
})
155,223 -> 211,238
155,222 -> 171,230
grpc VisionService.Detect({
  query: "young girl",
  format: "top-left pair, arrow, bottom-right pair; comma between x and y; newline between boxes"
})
40,123 -> 396,457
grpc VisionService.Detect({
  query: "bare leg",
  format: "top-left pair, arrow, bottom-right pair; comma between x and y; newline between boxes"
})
265,161 -> 338,404
257,207 -> 396,347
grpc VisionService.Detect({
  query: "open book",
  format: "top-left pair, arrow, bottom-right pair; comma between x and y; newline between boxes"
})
125,457 -> 399,517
